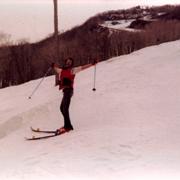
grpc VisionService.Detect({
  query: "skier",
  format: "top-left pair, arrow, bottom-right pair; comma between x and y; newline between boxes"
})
51,57 -> 97,134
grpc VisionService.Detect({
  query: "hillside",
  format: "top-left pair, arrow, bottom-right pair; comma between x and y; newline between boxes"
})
0,40 -> 180,180
0,5 -> 180,89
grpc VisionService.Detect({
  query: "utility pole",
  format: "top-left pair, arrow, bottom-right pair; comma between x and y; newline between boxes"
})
53,0 -> 59,85
53,0 -> 59,61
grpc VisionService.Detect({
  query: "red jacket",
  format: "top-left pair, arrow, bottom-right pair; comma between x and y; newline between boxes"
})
59,68 -> 75,89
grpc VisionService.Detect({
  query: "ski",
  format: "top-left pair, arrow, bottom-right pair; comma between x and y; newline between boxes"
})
26,127 -> 73,141
25,134 -> 58,140
31,127 -> 57,134
25,131 -> 67,141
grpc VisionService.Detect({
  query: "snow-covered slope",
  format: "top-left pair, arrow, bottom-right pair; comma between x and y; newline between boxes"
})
0,40 -> 180,180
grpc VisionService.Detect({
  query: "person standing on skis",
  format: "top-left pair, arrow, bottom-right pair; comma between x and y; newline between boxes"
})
51,57 -> 97,134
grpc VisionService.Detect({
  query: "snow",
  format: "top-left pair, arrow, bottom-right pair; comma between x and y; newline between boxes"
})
157,12 -> 166,16
0,40 -> 180,180
142,15 -> 152,20
102,20 -> 134,29
101,19 -> 141,32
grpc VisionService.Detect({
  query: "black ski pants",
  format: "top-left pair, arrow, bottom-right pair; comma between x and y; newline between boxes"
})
60,88 -> 73,129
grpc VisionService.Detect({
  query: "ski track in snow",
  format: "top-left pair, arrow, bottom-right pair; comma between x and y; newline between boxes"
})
0,40 -> 180,180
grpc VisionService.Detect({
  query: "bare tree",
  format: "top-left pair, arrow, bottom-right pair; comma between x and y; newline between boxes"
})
0,32 -> 12,47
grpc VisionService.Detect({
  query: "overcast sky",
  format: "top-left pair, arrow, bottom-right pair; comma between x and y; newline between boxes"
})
0,0 -> 179,42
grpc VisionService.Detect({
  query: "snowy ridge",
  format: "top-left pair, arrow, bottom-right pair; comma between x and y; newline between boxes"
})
101,19 -> 140,32
0,40 -> 180,180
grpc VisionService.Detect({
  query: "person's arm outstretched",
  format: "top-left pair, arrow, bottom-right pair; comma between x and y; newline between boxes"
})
73,60 -> 98,74
51,63 -> 62,74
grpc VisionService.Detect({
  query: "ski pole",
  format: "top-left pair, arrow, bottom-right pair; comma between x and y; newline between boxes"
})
93,30 -> 98,92
92,64 -> 97,91
28,67 -> 52,99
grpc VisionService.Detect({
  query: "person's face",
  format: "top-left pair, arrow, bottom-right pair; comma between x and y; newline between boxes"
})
65,59 -> 73,68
